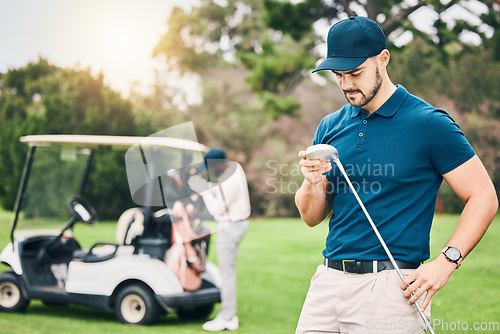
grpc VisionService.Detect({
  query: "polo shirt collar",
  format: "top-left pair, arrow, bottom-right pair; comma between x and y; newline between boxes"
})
350,85 -> 408,118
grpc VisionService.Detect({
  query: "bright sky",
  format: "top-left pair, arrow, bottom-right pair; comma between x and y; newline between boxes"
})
0,0 -> 192,96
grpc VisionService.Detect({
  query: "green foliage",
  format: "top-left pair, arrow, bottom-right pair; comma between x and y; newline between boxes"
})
389,37 -> 500,210
154,0 -> 310,119
481,7 -> 500,60
86,151 -> 137,218
258,92 -> 301,119
240,33 -> 316,94
2,59 -> 57,99
153,0 -> 500,119
188,67 -> 270,162
0,117 -> 41,209
0,59 -> 137,218
263,0 -> 338,41
152,0 -> 259,74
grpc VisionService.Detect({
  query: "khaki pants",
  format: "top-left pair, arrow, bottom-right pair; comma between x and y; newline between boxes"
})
296,264 -> 431,334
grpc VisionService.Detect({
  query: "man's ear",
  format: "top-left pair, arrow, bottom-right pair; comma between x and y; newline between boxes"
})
378,49 -> 390,68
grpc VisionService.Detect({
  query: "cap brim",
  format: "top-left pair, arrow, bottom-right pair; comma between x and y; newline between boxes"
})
312,57 -> 368,73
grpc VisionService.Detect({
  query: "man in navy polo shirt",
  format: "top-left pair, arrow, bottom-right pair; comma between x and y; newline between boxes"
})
295,16 -> 498,333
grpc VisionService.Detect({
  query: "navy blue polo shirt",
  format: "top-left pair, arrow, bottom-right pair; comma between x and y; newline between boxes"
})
313,85 -> 475,263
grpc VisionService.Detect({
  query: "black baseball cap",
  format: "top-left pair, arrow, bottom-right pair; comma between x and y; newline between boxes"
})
312,16 -> 387,73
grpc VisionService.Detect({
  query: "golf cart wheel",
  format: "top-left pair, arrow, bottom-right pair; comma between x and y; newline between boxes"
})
177,303 -> 215,320
114,284 -> 162,325
0,272 -> 30,312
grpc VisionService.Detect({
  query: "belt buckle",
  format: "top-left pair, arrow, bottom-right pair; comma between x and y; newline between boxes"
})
342,260 -> 356,274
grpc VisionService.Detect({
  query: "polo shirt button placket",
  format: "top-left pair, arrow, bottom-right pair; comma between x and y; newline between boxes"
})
360,118 -> 368,138
356,117 -> 367,150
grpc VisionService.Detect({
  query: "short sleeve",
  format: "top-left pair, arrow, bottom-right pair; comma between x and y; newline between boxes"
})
313,117 -> 327,145
430,110 -> 475,175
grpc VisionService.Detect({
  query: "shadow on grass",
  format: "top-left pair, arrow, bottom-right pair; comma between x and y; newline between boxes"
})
24,301 -> 210,326
26,302 -> 116,323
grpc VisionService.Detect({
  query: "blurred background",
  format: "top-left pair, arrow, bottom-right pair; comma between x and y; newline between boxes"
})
1,0 -> 499,218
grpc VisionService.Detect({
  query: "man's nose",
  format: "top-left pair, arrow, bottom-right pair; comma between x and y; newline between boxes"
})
339,75 -> 355,91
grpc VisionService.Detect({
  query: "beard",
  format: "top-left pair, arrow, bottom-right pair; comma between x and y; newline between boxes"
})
343,67 -> 382,108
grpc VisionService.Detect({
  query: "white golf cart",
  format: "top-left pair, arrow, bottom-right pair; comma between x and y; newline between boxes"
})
0,134 -> 221,324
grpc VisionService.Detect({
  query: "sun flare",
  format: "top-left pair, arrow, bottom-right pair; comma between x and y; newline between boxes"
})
74,5 -> 168,95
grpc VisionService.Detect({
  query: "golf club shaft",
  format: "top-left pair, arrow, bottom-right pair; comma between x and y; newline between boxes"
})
335,160 -> 435,334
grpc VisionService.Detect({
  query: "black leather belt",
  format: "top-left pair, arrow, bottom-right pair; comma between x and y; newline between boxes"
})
324,258 -> 421,274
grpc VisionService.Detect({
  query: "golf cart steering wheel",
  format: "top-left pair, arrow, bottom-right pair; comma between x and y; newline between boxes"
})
36,197 -> 98,266
67,196 -> 98,225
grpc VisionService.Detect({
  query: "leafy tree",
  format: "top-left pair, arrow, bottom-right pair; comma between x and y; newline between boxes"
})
0,59 -> 137,217
153,0 -> 315,118
264,0 -> 498,48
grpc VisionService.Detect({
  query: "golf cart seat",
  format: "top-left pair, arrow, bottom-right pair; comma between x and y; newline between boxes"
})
116,207 -> 172,261
72,208 -> 157,262
116,208 -> 146,245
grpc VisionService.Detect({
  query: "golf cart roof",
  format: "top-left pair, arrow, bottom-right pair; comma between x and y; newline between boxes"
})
20,134 -> 208,152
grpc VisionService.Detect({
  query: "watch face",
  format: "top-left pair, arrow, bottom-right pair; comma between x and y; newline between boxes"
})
445,247 -> 461,261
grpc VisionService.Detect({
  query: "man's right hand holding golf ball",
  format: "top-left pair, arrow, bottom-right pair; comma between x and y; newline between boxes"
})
295,151 -> 333,227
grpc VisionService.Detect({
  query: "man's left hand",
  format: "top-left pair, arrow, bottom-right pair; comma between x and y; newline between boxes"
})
400,254 -> 457,311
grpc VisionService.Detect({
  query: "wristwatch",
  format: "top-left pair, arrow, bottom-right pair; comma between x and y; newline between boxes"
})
441,246 -> 462,268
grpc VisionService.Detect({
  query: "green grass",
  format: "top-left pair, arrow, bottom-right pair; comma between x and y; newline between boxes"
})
428,215 -> 500,332
0,210 -> 499,333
